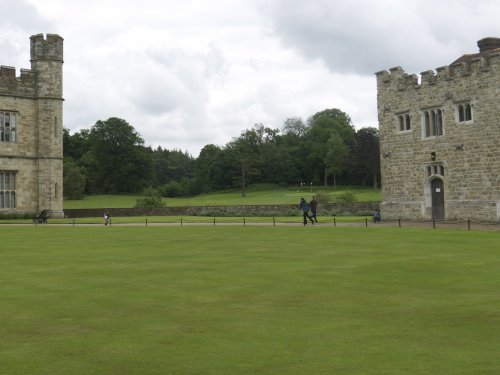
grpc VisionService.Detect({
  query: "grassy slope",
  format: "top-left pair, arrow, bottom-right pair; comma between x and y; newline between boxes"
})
63,185 -> 381,209
1,226 -> 499,374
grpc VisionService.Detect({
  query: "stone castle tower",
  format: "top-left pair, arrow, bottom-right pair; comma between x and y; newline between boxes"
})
0,33 -> 64,217
376,37 -> 500,222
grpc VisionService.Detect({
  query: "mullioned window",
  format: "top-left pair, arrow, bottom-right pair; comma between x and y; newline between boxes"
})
0,112 -> 17,143
0,171 -> 16,208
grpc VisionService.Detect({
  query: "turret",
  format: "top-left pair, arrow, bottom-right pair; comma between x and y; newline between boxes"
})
30,33 -> 63,98
29,33 -> 64,217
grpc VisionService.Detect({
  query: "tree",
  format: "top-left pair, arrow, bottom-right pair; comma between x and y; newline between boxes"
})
325,133 -> 348,189
306,108 -> 355,185
195,144 -> 228,191
353,127 -> 380,189
227,125 -> 266,197
152,147 -> 195,186
86,117 -> 153,193
63,158 -> 86,199
63,128 -> 91,160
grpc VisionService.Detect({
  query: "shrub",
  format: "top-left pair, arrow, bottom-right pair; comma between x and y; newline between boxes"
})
161,181 -> 182,197
315,192 -> 331,204
336,190 -> 357,202
134,187 -> 166,208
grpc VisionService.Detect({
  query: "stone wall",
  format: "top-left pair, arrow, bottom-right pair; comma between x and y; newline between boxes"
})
63,203 -> 380,218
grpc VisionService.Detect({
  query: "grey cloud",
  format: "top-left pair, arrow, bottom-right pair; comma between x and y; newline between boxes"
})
0,0 -> 51,30
259,0 -> 500,75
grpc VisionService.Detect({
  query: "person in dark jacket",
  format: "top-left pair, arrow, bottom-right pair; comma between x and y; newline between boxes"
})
299,197 -> 314,226
309,196 -> 318,223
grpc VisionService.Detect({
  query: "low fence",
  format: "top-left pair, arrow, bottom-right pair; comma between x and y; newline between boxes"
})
28,216 -> 500,231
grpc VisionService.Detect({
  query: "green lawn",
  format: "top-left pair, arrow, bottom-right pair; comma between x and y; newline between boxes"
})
63,185 -> 381,209
1,226 -> 499,374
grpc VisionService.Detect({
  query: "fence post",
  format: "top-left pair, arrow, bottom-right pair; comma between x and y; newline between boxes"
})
334,217 -> 336,227
365,218 -> 368,227
109,218 -> 112,227
181,218 -> 183,226
398,218 -> 401,228
243,218 -> 246,226
273,217 -> 276,226
433,219 -> 436,229
468,219 -> 471,231
146,218 -> 148,227
213,218 -> 216,226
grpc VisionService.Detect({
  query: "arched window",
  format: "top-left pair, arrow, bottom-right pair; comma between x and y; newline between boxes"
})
458,105 -> 464,122
405,114 -> 411,130
424,111 -> 430,137
465,104 -> 472,121
456,103 -> 473,123
423,108 -> 443,138
436,109 -> 443,135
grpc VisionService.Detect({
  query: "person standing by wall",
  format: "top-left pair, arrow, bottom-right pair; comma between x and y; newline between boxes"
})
309,196 -> 318,223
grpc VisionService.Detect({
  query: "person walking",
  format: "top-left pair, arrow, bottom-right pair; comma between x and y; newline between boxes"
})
309,196 -> 318,223
104,211 -> 110,226
373,209 -> 381,223
299,197 -> 314,226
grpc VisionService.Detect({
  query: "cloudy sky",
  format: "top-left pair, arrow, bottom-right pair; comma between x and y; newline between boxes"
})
1,0 -> 499,156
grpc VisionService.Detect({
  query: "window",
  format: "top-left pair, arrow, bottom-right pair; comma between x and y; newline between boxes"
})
457,103 -> 473,123
0,111 -> 17,143
423,109 -> 443,138
0,171 -> 16,208
397,113 -> 411,132
427,165 -> 444,177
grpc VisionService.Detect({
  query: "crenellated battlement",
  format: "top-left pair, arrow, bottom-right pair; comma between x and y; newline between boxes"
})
0,33 -> 63,98
0,65 -> 36,97
30,33 -> 64,62
376,40 -> 500,91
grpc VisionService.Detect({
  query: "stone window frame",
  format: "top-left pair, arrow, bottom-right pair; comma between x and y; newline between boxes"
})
0,171 -> 16,209
0,111 -> 17,143
454,102 -> 473,124
426,164 -> 444,178
395,112 -> 412,133
422,108 -> 444,138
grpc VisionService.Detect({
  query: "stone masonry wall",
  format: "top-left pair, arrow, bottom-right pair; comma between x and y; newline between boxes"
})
0,34 -> 64,217
376,39 -> 500,222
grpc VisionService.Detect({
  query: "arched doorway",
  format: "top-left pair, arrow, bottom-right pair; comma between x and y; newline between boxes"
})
431,178 -> 445,219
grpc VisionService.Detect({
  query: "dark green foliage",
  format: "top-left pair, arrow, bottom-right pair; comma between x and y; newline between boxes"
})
86,117 -> 153,193
63,158 -> 86,199
63,108 -> 381,198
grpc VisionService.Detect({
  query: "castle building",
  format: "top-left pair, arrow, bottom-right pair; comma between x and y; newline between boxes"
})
0,34 -> 64,217
376,37 -> 500,222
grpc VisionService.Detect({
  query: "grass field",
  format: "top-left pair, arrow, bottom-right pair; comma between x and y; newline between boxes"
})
63,185 -> 381,209
1,226 -> 499,374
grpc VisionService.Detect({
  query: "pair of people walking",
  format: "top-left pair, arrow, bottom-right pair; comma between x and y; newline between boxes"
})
299,196 -> 318,226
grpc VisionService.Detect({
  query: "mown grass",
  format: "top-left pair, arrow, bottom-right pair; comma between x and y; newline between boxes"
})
1,226 -> 499,374
63,184 -> 381,209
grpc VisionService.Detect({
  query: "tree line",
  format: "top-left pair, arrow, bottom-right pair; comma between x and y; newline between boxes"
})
63,108 -> 380,199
